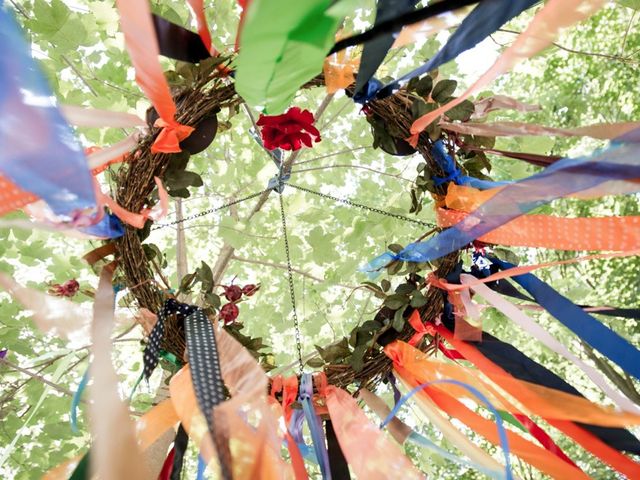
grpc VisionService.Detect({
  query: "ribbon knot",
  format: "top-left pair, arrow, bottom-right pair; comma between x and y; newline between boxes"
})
407,309 -> 436,347
151,118 -> 195,153
353,78 -> 383,105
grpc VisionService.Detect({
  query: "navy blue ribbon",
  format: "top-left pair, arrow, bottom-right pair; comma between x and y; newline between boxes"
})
375,0 -> 540,99
353,0 -> 419,97
490,257 -> 640,382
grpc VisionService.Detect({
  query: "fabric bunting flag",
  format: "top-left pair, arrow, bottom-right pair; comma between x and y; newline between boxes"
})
115,0 -> 194,153
235,0 -> 345,113
0,7 -> 96,220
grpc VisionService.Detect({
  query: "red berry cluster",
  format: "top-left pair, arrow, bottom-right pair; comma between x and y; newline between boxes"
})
219,283 -> 259,325
48,279 -> 80,298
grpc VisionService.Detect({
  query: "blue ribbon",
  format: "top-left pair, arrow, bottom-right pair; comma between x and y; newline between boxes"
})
354,0 -> 419,95
353,78 -> 384,105
300,373 -> 332,479
197,455 -> 207,480
359,251 -> 396,279
407,431 -> 506,479
79,213 -> 125,239
375,0 -> 540,98
365,141 -> 640,266
431,140 -> 510,189
289,409 -> 318,464
0,7 -> 96,218
381,378 -> 512,480
490,257 -> 640,382
70,367 -> 89,432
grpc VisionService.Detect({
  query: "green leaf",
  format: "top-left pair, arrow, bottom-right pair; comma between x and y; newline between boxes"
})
384,294 -> 409,310
205,293 -> 221,309
415,76 -> 433,97
392,307 -> 406,332
410,290 -> 428,308
380,279 -> 391,292
349,345 -> 367,372
197,261 -> 214,292
432,79 -> 458,103
359,320 -> 382,333
307,357 -> 325,368
179,272 -> 197,293
395,283 -> 415,296
493,247 -> 520,265
387,260 -> 404,276
445,99 -> 475,121
387,243 -> 404,254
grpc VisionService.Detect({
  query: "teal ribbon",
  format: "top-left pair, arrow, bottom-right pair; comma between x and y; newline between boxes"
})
70,367 -> 89,432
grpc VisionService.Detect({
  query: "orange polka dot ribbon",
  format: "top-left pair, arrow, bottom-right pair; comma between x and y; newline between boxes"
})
437,207 -> 640,251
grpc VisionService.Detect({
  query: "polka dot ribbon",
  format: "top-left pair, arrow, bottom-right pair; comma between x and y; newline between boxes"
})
143,299 -> 197,380
184,308 -> 232,480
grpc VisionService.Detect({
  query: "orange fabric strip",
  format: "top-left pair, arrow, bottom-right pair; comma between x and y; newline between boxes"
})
437,207 -> 640,251
393,364 -> 590,480
137,399 -> 180,450
386,340 -> 640,427
115,0 -> 193,153
434,327 -> 640,478
185,0 -> 214,53
0,173 -> 38,216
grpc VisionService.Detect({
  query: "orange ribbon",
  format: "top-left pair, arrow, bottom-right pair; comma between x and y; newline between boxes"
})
97,176 -> 169,228
407,309 -> 436,346
115,0 -> 193,153
432,328 -> 640,478
386,341 -> 593,479
438,183 -> 640,251
151,118 -> 196,154
269,375 -> 309,480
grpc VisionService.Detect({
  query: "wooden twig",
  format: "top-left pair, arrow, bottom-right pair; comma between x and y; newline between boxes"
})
291,163 -> 414,183
1,358 -> 76,398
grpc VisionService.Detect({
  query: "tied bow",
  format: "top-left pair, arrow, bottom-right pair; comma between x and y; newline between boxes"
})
408,309 -> 436,346
151,118 -> 195,153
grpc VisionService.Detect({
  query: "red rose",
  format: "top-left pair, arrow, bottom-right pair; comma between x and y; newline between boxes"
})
220,303 -> 239,324
223,285 -> 243,302
257,107 -> 321,151
242,284 -> 259,296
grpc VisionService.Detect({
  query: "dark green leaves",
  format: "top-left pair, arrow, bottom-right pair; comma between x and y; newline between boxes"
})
163,152 -> 202,198
415,76 -> 433,97
432,79 -> 458,103
446,99 -> 475,121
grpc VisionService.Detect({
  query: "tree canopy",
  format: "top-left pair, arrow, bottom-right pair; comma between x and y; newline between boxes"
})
0,1 -> 639,478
